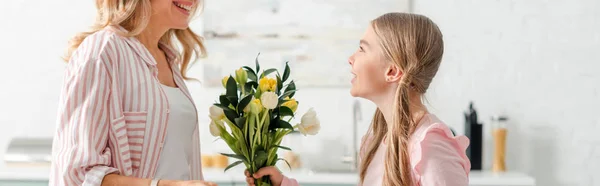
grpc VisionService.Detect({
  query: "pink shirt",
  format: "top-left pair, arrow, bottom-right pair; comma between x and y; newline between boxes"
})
49,26 -> 204,186
282,114 -> 470,186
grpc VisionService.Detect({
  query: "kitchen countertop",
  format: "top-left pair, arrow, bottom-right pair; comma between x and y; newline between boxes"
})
0,166 -> 536,185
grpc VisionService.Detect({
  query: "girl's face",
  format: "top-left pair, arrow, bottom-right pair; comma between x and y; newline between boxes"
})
349,25 -> 395,101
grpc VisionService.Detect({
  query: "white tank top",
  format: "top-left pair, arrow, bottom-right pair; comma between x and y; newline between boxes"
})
154,84 -> 197,180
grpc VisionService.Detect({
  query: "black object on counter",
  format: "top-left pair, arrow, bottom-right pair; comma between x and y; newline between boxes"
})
464,102 -> 482,170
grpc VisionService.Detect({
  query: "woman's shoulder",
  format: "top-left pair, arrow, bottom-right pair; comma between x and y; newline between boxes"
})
70,26 -> 130,63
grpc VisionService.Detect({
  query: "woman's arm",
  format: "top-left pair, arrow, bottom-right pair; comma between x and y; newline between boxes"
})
50,55 -> 120,186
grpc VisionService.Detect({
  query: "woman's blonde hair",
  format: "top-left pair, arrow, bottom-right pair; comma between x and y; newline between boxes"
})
64,0 -> 207,80
359,13 -> 444,186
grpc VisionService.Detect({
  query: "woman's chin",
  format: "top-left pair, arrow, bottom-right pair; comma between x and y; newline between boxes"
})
349,87 -> 360,98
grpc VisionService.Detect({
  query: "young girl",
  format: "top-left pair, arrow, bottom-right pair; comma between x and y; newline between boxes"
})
245,12 -> 471,186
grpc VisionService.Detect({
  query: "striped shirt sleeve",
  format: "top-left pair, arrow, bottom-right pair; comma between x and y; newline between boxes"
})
50,54 -> 118,186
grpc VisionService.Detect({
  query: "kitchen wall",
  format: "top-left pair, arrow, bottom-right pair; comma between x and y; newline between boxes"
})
0,0 -> 598,186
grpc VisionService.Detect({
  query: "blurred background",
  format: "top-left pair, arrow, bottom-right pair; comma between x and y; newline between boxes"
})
0,0 -> 599,185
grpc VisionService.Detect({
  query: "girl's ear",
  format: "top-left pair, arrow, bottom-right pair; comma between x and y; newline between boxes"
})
385,64 -> 402,83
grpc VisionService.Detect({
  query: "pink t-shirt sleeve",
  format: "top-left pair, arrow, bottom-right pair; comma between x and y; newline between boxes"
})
412,124 -> 471,186
281,176 -> 299,186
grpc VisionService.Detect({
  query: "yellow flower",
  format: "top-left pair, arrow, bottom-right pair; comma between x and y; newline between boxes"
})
244,99 -> 263,114
252,99 -> 263,112
235,68 -> 248,85
222,76 -> 230,88
259,77 -> 277,92
281,97 -> 298,112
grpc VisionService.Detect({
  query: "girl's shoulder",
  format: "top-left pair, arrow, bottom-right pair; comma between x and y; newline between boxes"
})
410,114 -> 471,173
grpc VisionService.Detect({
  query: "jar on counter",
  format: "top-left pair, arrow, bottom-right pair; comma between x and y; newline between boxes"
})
491,115 -> 508,173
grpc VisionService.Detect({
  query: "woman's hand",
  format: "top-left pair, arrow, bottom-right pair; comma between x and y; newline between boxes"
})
244,167 -> 284,186
159,180 -> 217,186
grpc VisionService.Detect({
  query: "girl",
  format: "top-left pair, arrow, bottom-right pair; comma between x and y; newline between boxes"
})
245,12 -> 470,186
50,0 -> 215,185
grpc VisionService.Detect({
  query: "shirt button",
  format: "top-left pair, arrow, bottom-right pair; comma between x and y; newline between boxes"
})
166,109 -> 170,113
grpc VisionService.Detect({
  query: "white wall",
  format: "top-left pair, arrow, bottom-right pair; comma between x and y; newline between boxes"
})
0,0 -> 599,185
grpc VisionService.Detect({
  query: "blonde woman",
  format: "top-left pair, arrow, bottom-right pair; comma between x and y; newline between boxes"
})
245,13 -> 471,186
50,0 -> 216,186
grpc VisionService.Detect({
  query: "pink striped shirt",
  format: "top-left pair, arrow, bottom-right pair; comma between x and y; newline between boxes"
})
50,26 -> 204,186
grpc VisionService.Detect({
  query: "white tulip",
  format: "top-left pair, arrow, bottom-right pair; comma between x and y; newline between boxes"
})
260,92 -> 278,110
209,120 -> 222,137
209,105 -> 225,121
296,108 -> 320,136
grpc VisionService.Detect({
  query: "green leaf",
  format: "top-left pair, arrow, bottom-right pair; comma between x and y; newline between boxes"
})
278,106 -> 294,117
247,72 -> 257,82
244,83 -> 255,96
255,53 -> 261,74
282,62 -> 291,82
276,74 -> 283,94
247,81 -> 258,89
279,90 -> 297,100
243,66 -> 257,81
268,117 -> 280,131
261,68 -> 277,79
224,109 -> 238,125
275,145 -> 292,151
219,95 -> 230,106
234,117 -> 246,130
237,94 -> 253,114
224,160 -> 244,172
277,120 -> 294,130
254,150 -> 268,167
226,76 -> 238,102
220,153 -> 247,161
277,158 -> 292,170
244,81 -> 258,96
284,81 -> 296,98
214,103 -> 235,114
227,96 -> 238,107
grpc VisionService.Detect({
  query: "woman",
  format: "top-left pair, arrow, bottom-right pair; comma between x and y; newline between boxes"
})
245,13 -> 471,186
50,0 -> 216,186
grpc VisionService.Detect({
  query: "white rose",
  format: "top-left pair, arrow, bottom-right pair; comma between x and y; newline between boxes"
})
209,105 -> 225,121
296,108 -> 320,136
260,92 -> 278,110
209,120 -> 223,137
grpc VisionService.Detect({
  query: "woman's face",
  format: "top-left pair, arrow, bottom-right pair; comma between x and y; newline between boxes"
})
150,0 -> 198,29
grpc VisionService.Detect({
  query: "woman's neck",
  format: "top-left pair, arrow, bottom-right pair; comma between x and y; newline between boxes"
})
136,22 -> 169,55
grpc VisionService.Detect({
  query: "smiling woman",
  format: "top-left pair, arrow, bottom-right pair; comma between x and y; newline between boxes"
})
50,0 -> 214,186
173,1 -> 194,15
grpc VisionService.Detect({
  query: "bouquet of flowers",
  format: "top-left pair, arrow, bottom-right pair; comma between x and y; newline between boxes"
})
208,54 -> 320,186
